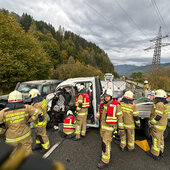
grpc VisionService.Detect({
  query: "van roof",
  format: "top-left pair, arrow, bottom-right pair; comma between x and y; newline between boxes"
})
58,77 -> 95,87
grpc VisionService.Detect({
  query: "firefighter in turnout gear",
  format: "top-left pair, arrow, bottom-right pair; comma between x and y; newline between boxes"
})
73,85 -> 90,141
0,90 -> 41,157
97,89 -> 124,169
63,110 -> 75,138
143,80 -> 149,91
120,91 -> 140,152
147,89 -> 169,160
28,89 -> 50,152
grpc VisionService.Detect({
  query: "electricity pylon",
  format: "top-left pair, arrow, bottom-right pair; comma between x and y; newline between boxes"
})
144,26 -> 170,71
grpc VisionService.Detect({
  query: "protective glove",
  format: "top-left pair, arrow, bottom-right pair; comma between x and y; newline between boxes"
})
38,113 -> 44,122
26,122 -> 31,126
118,129 -> 125,137
74,110 -> 78,117
136,123 -> 141,128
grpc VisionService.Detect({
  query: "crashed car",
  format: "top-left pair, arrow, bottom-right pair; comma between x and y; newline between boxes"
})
47,77 -> 103,129
0,80 -> 62,111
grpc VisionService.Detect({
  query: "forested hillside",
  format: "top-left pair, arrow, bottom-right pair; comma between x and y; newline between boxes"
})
0,9 -> 117,92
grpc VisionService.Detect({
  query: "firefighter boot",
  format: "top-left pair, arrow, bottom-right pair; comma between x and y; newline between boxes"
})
32,144 -> 42,151
97,160 -> 107,169
72,137 -> 81,141
159,151 -> 164,158
146,151 -> 159,160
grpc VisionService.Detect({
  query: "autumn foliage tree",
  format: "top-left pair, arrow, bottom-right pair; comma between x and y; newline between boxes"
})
0,12 -> 51,92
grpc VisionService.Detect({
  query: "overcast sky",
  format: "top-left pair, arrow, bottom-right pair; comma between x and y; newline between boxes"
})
1,0 -> 170,66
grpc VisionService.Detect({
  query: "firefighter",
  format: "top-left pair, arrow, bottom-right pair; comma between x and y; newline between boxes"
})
147,89 -> 169,160
28,89 -> 50,153
97,89 -> 124,169
0,90 -> 41,157
63,110 -> 75,138
72,85 -> 90,141
143,80 -> 149,91
120,91 -> 140,152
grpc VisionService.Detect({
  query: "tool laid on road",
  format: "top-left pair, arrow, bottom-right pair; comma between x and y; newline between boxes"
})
43,140 -> 64,159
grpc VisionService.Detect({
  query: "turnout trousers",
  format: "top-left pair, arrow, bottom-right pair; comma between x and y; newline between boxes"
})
150,128 -> 164,156
100,124 -> 117,164
120,128 -> 135,150
35,126 -> 50,150
8,135 -> 32,157
75,114 -> 87,139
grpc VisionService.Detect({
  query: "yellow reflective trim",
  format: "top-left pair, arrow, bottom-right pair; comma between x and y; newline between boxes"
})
78,112 -> 87,116
75,126 -> 80,134
117,111 -> 122,116
133,111 -> 139,114
153,125 -> 166,130
5,113 -> 29,122
42,141 -> 50,149
128,142 -> 134,146
121,140 -> 126,144
118,123 -> 124,126
64,131 -> 74,135
151,118 -> 157,124
31,109 -> 38,120
124,124 -> 135,129
152,146 -> 160,151
33,120 -> 47,127
155,110 -> 163,115
121,103 -> 132,109
6,131 -> 31,143
101,125 -> 114,131
36,139 -> 41,144
6,112 -> 25,118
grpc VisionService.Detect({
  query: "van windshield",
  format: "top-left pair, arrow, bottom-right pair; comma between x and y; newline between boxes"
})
17,83 -> 41,93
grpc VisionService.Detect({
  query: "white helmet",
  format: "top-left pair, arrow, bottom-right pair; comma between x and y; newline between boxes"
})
144,80 -> 148,84
8,90 -> 23,102
104,89 -> 113,97
123,91 -> 133,99
28,89 -> 40,99
155,89 -> 167,98
67,110 -> 73,116
78,85 -> 84,92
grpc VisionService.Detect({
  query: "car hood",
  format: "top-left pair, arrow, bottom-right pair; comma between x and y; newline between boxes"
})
0,94 -> 8,101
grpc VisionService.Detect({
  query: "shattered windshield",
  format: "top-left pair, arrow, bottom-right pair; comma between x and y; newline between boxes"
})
17,83 -> 41,93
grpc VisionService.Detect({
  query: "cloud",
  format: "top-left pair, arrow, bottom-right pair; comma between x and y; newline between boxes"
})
0,0 -> 170,66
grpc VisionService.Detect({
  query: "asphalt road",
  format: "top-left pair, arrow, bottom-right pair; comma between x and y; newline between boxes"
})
32,127 -> 170,170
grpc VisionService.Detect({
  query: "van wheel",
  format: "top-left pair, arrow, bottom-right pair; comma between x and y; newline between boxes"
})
144,122 -> 169,139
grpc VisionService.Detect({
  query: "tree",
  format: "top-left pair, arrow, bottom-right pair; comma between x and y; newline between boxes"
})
0,12 -> 51,92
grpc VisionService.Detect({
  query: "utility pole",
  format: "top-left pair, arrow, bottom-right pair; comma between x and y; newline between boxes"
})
144,26 -> 170,71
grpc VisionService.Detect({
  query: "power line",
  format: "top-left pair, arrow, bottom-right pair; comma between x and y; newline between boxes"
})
114,0 -> 148,38
151,0 -> 170,36
83,0 -> 129,37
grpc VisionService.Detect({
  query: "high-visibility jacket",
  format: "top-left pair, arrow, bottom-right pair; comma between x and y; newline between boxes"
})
105,100 -> 119,124
63,115 -> 75,129
75,93 -> 90,108
0,103 -> 40,143
31,98 -> 48,128
100,99 -> 123,130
